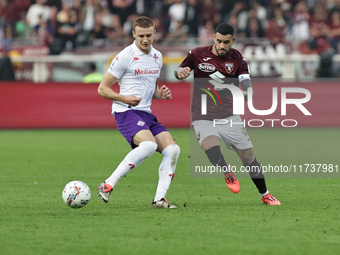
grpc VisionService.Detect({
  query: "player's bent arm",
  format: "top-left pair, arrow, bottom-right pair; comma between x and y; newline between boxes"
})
153,79 -> 172,100
174,67 -> 191,80
153,79 -> 161,99
98,72 -> 142,106
174,68 -> 181,80
98,72 -> 121,101
238,74 -> 254,101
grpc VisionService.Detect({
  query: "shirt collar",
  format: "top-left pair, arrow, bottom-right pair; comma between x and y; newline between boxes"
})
132,41 -> 154,56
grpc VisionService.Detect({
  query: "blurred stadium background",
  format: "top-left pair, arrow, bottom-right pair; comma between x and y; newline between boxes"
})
1,3 -> 339,254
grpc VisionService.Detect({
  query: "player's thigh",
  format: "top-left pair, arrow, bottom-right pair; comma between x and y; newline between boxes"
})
133,129 -> 156,146
218,115 -> 253,151
201,135 -> 220,151
192,120 -> 221,151
115,110 -> 156,148
154,131 -> 176,153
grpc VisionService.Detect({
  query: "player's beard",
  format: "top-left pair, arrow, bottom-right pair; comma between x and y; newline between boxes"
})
214,45 -> 228,57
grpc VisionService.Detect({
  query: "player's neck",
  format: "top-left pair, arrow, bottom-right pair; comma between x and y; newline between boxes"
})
135,42 -> 152,55
211,45 -> 218,56
139,47 -> 151,55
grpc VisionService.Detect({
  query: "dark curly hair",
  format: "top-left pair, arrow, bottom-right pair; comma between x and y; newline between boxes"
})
215,23 -> 234,36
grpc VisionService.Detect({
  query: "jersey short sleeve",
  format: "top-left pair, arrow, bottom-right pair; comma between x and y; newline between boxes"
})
107,53 -> 130,79
179,49 -> 196,70
237,56 -> 250,76
159,54 -> 163,76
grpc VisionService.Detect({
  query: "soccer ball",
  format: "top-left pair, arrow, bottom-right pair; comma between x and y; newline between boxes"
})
62,181 -> 91,208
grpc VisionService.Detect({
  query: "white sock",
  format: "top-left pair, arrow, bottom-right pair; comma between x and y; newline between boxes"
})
105,141 -> 158,187
260,190 -> 269,198
154,144 -> 180,201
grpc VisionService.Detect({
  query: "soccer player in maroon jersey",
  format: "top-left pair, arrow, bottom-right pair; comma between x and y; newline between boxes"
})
175,22 -> 280,205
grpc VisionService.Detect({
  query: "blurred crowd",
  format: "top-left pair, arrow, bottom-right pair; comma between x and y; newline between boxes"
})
1,0 -> 340,55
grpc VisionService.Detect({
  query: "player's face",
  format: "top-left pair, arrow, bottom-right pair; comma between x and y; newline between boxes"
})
212,33 -> 236,57
133,26 -> 156,54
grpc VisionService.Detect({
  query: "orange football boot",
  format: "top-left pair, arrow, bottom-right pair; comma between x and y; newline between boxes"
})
262,193 -> 281,205
223,169 -> 240,193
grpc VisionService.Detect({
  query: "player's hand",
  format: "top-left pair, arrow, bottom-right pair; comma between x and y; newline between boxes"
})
176,67 -> 191,80
123,95 -> 142,106
159,85 -> 172,99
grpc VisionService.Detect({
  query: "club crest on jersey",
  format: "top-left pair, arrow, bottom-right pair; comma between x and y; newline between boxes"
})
198,63 -> 216,72
153,53 -> 158,61
137,121 -> 145,126
225,63 -> 234,73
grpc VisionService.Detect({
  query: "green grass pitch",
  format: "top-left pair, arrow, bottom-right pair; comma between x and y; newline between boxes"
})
0,128 -> 339,255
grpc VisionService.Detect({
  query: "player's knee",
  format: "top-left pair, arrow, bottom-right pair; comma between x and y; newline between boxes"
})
139,141 -> 158,158
173,144 -> 180,153
238,148 -> 255,165
169,144 -> 180,155
171,144 -> 181,161
162,144 -> 180,170
162,144 -> 180,159
205,146 -> 225,166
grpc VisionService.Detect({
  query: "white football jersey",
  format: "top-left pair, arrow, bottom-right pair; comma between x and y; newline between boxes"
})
107,41 -> 162,115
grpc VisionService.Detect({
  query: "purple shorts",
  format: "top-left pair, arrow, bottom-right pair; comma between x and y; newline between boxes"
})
115,110 -> 168,148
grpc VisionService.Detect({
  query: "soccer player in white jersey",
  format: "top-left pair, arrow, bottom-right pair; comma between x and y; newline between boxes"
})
97,16 -> 180,209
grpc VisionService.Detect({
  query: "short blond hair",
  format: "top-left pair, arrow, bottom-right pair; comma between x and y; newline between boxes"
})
133,16 -> 155,31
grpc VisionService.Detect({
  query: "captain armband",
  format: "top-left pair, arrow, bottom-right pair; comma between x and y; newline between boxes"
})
238,74 -> 251,83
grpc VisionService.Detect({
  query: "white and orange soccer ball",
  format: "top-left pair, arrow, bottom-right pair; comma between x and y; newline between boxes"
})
62,181 -> 91,208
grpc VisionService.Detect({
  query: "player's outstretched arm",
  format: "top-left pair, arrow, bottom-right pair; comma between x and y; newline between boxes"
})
98,72 -> 142,106
240,80 -> 254,102
238,74 -> 254,102
174,67 -> 191,80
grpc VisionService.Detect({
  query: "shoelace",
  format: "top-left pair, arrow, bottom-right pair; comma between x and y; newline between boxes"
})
225,174 -> 235,183
264,195 -> 275,201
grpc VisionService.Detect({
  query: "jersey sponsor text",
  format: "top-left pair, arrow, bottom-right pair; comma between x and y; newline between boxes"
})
198,63 -> 216,72
135,68 -> 160,75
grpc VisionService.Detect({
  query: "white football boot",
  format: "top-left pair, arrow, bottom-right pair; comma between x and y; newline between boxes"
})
151,198 -> 177,209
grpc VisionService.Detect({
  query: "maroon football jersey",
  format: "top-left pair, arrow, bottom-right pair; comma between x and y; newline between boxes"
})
180,46 -> 249,121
